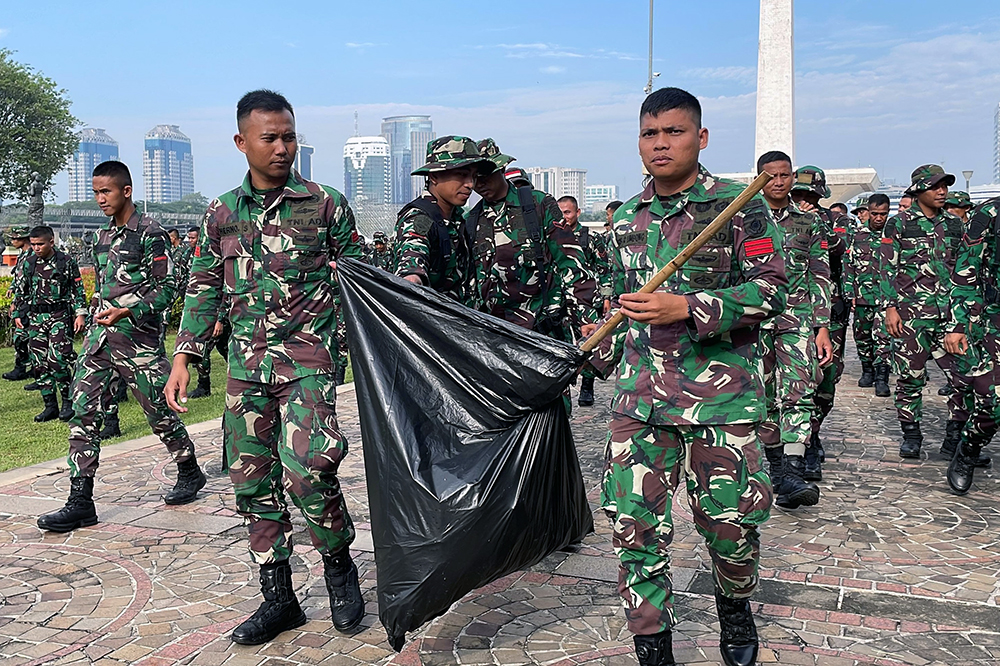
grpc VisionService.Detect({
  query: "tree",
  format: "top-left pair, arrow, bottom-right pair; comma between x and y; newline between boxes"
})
0,49 -> 78,204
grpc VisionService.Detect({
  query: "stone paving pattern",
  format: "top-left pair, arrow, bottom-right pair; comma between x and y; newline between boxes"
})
1,336 -> 999,665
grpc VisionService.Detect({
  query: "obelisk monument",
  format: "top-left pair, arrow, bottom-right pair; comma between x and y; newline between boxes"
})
754,0 -> 794,164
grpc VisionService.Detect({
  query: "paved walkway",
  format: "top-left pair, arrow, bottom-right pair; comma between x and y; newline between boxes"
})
1,340 -> 999,665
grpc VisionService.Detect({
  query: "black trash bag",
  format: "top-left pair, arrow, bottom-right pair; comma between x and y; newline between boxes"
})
337,258 -> 595,651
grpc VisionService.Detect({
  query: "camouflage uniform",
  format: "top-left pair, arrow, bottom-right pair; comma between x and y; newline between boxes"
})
589,167 -> 787,634
845,219 -> 892,366
366,232 -> 394,271
757,202 -> 832,458
394,136 -> 491,302
880,166 -> 965,428
67,210 -> 195,477
5,227 -> 33,377
13,249 -> 88,402
175,170 -> 362,564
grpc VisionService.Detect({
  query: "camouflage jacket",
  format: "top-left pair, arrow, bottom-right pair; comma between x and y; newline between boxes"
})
467,184 -> 596,331
13,249 -> 87,320
591,167 -> 788,426
175,171 -> 362,384
170,244 -> 194,296
6,248 -> 29,299
844,222 -> 884,306
765,202 -> 831,330
816,208 -> 849,323
585,228 -> 613,299
950,197 -> 1000,334
89,209 -> 177,338
394,192 -> 470,302
880,204 -> 963,321
367,246 -> 394,272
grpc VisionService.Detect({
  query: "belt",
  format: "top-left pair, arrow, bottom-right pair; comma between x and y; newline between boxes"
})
29,302 -> 71,314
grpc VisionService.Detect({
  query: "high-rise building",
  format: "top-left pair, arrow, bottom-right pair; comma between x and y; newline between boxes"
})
68,128 -> 119,202
295,134 -> 314,181
143,124 -> 194,203
523,167 -> 587,204
994,103 -> 1000,184
584,184 -> 619,211
344,136 -> 391,205
380,115 -> 434,203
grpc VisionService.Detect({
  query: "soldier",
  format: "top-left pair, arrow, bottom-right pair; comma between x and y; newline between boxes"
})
755,151 -> 832,510
394,136 -> 492,301
3,225 -> 33,381
177,227 -> 218,399
168,227 -> 181,249
846,193 -> 893,396
945,195 -> 1000,493
881,165 -> 965,458
790,166 -> 849,480
13,226 -> 87,422
368,230 -> 394,270
37,160 -> 203,534
852,197 -> 870,224
165,90 -> 365,644
584,87 -> 786,666
898,193 -> 913,212
944,191 -> 974,223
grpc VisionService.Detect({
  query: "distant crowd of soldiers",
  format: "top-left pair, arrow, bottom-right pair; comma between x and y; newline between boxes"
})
5,85 -> 1000,666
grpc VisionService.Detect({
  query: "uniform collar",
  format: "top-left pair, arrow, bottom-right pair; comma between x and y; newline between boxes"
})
105,206 -> 142,233
236,169 -> 313,204
635,165 -> 718,215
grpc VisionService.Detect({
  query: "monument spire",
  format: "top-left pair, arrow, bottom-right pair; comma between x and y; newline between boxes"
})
754,0 -> 795,164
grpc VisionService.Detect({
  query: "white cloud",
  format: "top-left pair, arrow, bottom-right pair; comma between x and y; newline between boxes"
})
345,42 -> 384,49
684,66 -> 757,86
539,65 -> 566,74
496,43 -> 586,59
0,28 -> 9,39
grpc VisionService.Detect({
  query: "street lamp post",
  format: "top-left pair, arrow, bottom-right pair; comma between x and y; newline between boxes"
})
962,170 -> 974,192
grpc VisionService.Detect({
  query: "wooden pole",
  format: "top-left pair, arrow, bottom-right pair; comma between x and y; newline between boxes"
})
579,171 -> 774,353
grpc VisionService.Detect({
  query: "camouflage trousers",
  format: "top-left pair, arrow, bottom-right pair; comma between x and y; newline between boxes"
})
13,324 -> 30,370
892,318 -> 963,423
224,373 -> 355,565
333,292 -> 349,376
100,370 -> 128,420
955,316 -> 1000,440
812,322 -> 847,432
602,415 -> 772,634
759,325 -> 817,457
852,304 -> 891,364
25,311 -> 77,398
67,330 -> 194,477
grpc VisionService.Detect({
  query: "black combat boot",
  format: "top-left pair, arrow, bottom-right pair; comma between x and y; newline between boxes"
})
58,386 -> 74,422
37,477 -> 98,532
812,430 -> 826,463
163,456 -> 207,505
874,364 -> 890,397
188,374 -> 211,399
715,589 -> 759,666
776,454 -> 820,509
3,363 -> 29,381
323,549 -> 365,632
335,365 -> 347,385
231,561 -> 307,645
940,420 -> 964,459
938,384 -> 955,396
899,422 -> 922,459
763,446 -> 783,490
24,380 -> 40,391
578,376 -> 595,407
947,435 -> 986,495
99,413 -> 121,439
858,361 -> 875,388
34,394 -> 60,422
634,629 -> 675,666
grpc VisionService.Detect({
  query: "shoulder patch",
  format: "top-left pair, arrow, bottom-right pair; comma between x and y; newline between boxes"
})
743,214 -> 767,239
408,212 -> 433,236
616,230 -> 647,247
744,237 -> 775,257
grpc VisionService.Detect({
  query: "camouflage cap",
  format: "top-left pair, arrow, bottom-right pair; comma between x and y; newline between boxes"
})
6,225 -> 30,239
477,138 -> 516,171
906,164 -> 955,194
851,196 -> 869,213
791,165 -> 831,198
944,190 -> 973,209
411,135 -> 492,176
373,231 -> 388,242
504,166 -> 532,187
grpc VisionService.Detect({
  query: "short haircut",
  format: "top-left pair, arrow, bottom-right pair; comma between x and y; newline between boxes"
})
93,160 -> 132,188
830,203 -> 849,214
868,193 -> 890,208
237,89 -> 294,128
557,195 -> 579,208
899,193 -> 912,201
187,226 -> 199,234
606,200 -> 623,212
168,228 -> 180,236
29,225 -> 54,240
640,87 -> 702,128
756,150 -> 792,174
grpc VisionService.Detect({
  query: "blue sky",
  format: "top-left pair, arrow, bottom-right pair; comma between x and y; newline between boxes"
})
3,0 -> 1000,202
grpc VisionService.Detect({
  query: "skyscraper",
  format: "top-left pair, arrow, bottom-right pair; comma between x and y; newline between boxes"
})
523,166 -> 588,204
143,124 -> 194,203
344,136 -> 391,205
380,115 -> 434,203
295,133 -> 314,181
68,128 -> 119,202
584,184 -> 619,211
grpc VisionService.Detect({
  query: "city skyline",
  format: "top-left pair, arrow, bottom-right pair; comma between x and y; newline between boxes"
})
67,128 -> 118,202
143,124 -> 194,204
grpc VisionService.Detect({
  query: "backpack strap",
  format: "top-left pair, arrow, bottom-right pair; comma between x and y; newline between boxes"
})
516,185 -> 545,265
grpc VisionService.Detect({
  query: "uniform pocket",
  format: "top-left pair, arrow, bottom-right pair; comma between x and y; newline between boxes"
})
221,236 -> 254,294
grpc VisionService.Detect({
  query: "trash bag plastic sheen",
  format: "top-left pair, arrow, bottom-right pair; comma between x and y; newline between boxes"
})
337,258 -> 595,650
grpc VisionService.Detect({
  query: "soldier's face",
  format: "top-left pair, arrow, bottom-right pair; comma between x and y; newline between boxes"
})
605,209 -> 614,225
917,184 -> 948,212
898,196 -> 911,211
473,169 -> 508,203
868,204 -> 889,230
235,109 -> 296,185
945,205 -> 968,222
168,231 -> 180,246
92,176 -> 132,217
558,201 -> 580,226
29,236 -> 54,259
429,167 -> 477,207
856,209 -> 870,222
12,238 -> 28,249
187,231 -> 198,248
760,160 -> 793,204
638,108 -> 707,187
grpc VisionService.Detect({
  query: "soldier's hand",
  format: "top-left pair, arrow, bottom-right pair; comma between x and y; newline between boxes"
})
212,321 -> 224,338
886,307 -> 903,338
619,292 -> 690,325
95,307 -> 131,327
797,200 -> 816,212
815,327 -> 834,367
73,315 -> 86,334
165,356 -> 192,413
944,333 -> 968,356
403,274 -> 423,286
581,323 -> 598,338
14,317 -> 22,329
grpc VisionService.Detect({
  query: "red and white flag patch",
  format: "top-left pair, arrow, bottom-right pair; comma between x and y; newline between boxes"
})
744,237 -> 775,257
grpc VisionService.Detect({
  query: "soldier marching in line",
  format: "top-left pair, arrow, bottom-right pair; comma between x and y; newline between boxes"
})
166,90 -> 365,645
37,160 -> 203,534
3,225 -> 34,382
367,230 -> 394,271
585,87 -> 787,666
